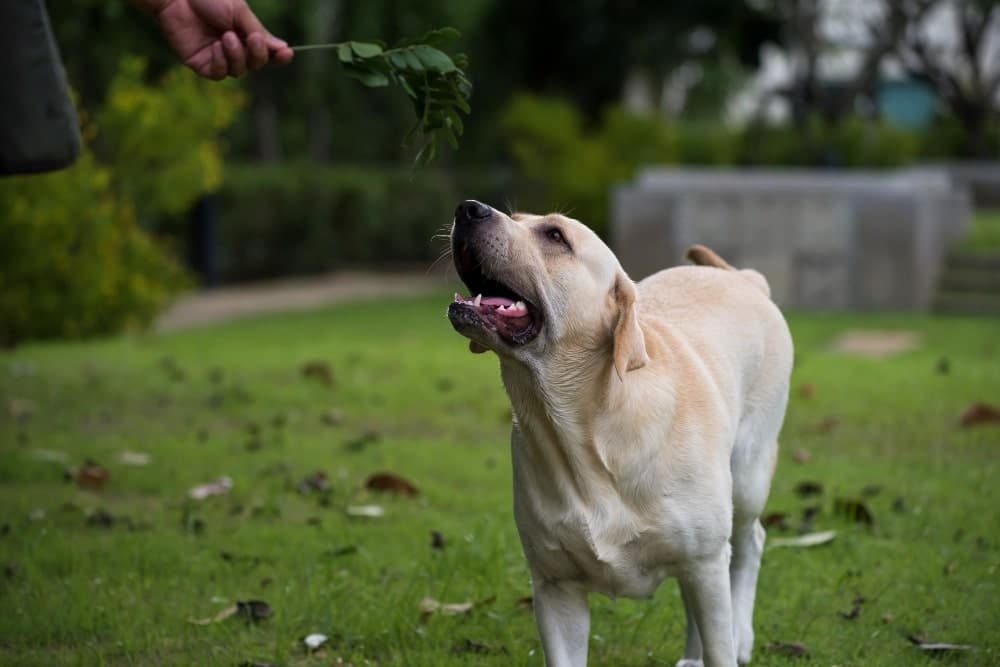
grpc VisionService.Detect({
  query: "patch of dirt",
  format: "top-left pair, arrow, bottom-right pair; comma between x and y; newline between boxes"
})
156,269 -> 451,332
830,330 -> 922,358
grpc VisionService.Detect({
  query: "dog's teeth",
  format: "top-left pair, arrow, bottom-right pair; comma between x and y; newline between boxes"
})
515,300 -> 526,311
474,294 -> 482,307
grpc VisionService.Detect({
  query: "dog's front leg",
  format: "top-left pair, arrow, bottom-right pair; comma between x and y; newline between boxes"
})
532,573 -> 590,667
678,549 -> 737,667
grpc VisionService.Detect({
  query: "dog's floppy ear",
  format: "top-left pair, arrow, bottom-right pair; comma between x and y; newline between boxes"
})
612,273 -> 649,381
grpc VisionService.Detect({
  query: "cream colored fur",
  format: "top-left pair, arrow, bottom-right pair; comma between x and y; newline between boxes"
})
450,211 -> 793,667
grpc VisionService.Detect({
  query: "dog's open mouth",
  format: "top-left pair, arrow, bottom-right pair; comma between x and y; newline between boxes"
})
447,275 -> 542,347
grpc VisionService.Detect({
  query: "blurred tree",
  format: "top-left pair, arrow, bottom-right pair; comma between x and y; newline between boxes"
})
896,0 -> 1000,157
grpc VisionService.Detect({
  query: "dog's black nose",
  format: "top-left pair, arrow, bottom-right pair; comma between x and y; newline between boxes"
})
455,200 -> 492,224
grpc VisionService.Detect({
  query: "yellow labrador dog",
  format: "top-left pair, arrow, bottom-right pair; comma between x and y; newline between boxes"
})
447,201 -> 792,667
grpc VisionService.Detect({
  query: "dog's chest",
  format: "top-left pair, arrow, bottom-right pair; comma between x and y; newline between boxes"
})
514,480 -> 708,599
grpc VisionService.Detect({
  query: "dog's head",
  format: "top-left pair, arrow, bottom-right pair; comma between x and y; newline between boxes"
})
447,200 -> 647,380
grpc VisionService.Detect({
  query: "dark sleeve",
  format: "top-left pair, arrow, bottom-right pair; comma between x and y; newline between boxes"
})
0,0 -> 81,176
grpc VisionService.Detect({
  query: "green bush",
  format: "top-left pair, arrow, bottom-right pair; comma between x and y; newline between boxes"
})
0,59 -> 240,344
498,93 -> 935,236
0,152 -> 190,344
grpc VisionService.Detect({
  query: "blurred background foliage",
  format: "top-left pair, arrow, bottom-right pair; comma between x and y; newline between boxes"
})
0,57 -> 240,344
2,0 -> 996,340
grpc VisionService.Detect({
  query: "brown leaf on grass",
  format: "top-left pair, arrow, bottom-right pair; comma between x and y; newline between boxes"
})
86,509 -> 116,528
791,449 -> 811,464
321,409 -> 344,426
764,641 -> 808,657
811,416 -> 840,434
516,596 -> 534,610
959,402 -> 1000,427
365,472 -> 419,497
430,530 -> 445,550
907,635 -> 973,652
834,498 -> 874,526
7,398 -> 35,421
798,383 -> 815,399
882,612 -> 894,623
237,600 -> 272,620
794,480 -> 823,497
297,471 -> 330,494
762,512 -> 789,530
68,460 -> 110,490
188,476 -> 233,500
301,360 -> 334,387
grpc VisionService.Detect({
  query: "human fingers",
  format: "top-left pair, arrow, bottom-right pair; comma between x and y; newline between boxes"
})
222,31 -> 248,77
246,32 -> 268,71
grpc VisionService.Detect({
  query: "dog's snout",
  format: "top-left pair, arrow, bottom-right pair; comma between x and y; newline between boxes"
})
455,200 -> 493,224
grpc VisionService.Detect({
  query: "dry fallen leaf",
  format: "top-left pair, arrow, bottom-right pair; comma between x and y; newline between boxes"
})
190,599 -> 271,624
419,597 -> 474,622
321,409 -> 344,426
68,460 -> 110,490
762,512 -> 789,530
768,530 -> 837,550
118,451 -> 151,466
764,641 -> 809,657
791,449 -> 811,464
451,639 -> 508,655
516,596 -> 534,610
365,472 -> 419,497
301,360 -> 334,387
7,398 -> 36,421
794,480 -> 823,497
834,498 -> 874,526
959,402 -> 1000,427
297,471 -> 330,494
907,634 -> 973,652
811,416 -> 840,434
346,505 -> 384,518
430,530 -> 445,550
798,383 -> 815,399
188,476 -> 232,500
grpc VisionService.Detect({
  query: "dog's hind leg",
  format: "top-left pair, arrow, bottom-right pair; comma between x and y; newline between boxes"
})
730,421 -> 780,664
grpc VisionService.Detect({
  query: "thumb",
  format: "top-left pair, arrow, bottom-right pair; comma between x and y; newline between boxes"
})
233,1 -> 284,46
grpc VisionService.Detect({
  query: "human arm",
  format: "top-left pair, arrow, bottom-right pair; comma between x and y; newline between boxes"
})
130,0 -> 293,80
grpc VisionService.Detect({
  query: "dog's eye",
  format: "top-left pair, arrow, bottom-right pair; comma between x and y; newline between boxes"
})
546,229 -> 564,244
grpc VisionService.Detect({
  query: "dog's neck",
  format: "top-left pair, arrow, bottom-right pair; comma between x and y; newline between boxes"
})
499,342 -> 628,500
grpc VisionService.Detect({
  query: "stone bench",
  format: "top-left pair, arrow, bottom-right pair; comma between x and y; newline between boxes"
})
611,167 -> 971,310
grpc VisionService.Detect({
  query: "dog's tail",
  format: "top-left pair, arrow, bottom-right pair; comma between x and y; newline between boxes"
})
685,244 -> 771,298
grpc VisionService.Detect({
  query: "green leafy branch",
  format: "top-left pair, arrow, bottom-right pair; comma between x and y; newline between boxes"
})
293,28 -> 471,165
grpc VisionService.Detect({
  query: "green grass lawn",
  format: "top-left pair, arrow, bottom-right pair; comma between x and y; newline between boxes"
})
2,294 -> 999,666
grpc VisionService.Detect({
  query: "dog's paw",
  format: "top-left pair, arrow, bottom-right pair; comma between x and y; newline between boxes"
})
675,660 -> 703,667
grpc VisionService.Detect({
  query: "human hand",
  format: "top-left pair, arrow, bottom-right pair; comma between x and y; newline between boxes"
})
138,0 -> 294,80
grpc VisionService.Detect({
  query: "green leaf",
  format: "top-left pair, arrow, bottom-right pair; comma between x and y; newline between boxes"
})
420,27 -> 461,49
336,44 -> 353,63
344,67 -> 389,87
411,46 -> 456,73
349,42 -> 384,59
401,49 -> 424,71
